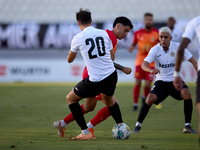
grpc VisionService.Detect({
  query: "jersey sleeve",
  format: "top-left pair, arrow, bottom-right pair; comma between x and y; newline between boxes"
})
182,19 -> 196,42
183,48 -> 193,61
70,36 -> 79,53
108,37 -> 113,51
144,47 -> 156,64
106,29 -> 117,53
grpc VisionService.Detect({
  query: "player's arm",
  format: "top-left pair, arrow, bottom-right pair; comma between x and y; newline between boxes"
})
67,50 -> 77,63
173,38 -> 190,91
110,49 -> 115,61
128,31 -> 137,53
175,38 -> 191,72
128,42 -> 136,53
113,62 -> 132,75
173,19 -> 194,91
188,56 -> 198,71
142,61 -> 160,74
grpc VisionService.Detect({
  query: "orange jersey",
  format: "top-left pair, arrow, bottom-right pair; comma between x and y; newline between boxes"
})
106,29 -> 118,53
133,28 -> 159,67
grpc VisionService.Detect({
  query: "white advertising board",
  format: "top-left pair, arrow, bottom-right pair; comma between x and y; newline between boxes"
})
0,59 -> 197,83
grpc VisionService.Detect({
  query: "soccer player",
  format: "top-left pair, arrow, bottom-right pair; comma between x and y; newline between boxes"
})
173,16 -> 200,142
166,16 -> 183,43
53,16 -> 133,139
128,13 -> 159,111
132,27 -> 197,134
56,9 -> 133,140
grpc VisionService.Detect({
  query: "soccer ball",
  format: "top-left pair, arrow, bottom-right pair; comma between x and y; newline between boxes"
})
111,123 -> 131,140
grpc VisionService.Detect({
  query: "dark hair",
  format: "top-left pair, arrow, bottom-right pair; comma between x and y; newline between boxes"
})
113,16 -> 133,29
144,12 -> 153,18
76,8 -> 92,25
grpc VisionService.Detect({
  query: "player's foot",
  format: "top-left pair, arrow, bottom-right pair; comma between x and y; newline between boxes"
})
53,121 -> 66,137
155,103 -> 162,109
88,128 -> 96,139
132,106 -> 138,111
183,125 -> 198,134
71,132 -> 93,140
141,96 -> 146,104
132,125 -> 141,133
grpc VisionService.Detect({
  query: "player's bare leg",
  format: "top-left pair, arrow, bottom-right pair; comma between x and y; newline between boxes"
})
66,88 -> 82,105
83,97 -> 97,112
100,96 -> 118,105
143,80 -> 152,103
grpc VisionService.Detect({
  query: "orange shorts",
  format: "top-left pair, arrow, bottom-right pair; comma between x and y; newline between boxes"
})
134,65 -> 154,81
82,67 -> 102,101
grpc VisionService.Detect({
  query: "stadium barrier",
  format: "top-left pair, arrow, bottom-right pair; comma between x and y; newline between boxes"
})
0,58 -> 197,83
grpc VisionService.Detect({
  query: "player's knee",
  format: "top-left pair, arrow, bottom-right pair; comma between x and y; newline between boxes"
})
181,89 -> 191,99
146,99 -> 156,105
66,94 -> 72,104
145,94 -> 157,106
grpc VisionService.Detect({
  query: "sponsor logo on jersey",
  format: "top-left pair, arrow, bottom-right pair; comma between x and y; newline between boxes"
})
170,52 -> 175,57
151,37 -> 155,42
159,63 -> 175,68
157,54 -> 162,57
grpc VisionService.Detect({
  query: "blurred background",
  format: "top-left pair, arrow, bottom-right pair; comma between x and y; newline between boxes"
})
0,0 -> 199,83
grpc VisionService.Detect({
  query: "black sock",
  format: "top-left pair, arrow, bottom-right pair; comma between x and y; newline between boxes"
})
137,102 -> 151,123
69,102 -> 87,130
108,102 -> 123,123
184,99 -> 193,124
199,138 -> 200,147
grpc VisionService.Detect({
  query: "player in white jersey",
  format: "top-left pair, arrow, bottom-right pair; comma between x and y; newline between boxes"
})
167,17 -> 183,43
66,8 -> 123,140
132,27 -> 198,133
173,16 -> 200,143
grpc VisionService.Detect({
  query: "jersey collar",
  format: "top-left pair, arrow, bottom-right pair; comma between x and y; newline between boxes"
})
159,41 -> 172,53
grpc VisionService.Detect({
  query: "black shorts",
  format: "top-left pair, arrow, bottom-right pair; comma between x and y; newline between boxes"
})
196,71 -> 200,103
150,80 -> 189,105
74,70 -> 117,98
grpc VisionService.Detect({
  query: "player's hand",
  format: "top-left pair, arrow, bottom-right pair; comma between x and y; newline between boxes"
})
122,67 -> 132,75
150,69 -> 160,74
173,76 -> 183,91
128,45 -> 135,53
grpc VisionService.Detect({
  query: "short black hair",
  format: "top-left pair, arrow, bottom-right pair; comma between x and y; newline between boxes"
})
113,16 -> 133,29
76,8 -> 92,25
144,12 -> 153,18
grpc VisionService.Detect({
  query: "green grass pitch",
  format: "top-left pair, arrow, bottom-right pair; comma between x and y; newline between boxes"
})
0,83 -> 198,150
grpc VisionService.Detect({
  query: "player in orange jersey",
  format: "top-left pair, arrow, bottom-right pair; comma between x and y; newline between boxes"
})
129,13 -> 159,111
53,16 -> 133,139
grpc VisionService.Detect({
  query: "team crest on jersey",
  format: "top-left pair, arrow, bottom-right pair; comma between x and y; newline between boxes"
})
151,37 -> 155,42
170,52 -> 175,57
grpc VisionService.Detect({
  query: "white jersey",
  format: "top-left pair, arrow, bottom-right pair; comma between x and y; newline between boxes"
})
171,27 -> 183,43
182,16 -> 200,71
70,26 -> 115,82
144,41 -> 192,82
